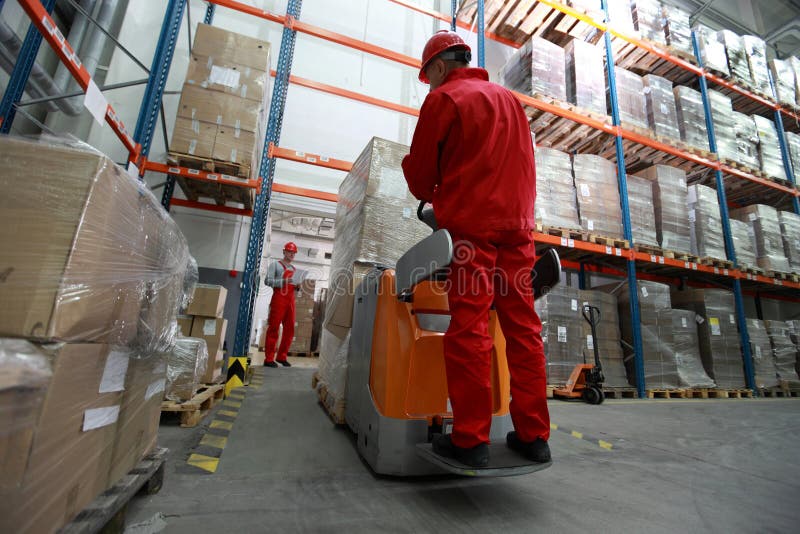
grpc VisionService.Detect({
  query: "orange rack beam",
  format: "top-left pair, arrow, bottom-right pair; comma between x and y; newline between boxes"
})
143,160 -> 261,192
272,182 -> 338,203
268,143 -> 354,172
16,0 -> 139,159
170,198 -> 254,217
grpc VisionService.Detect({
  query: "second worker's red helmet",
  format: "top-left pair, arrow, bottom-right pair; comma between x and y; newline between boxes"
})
284,242 -> 298,253
418,30 -> 471,83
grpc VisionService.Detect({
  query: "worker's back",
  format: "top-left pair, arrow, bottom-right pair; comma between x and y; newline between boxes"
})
429,68 -> 536,235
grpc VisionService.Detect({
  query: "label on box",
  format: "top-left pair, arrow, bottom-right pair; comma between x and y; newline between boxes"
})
99,350 -> 130,393
681,317 -> 688,328
209,65 -> 241,88
696,315 -> 705,324
378,168 -> 408,199
588,220 -> 594,230
709,317 -> 721,335
679,178 -> 686,188
729,314 -> 735,325
571,299 -> 578,312
660,103 -> 669,115
188,139 -> 197,155
749,212 -> 757,221
641,286 -> 649,297
402,207 -> 412,219
557,326 -> 567,343
145,379 -> 167,401
587,335 -> 594,350
755,345 -> 762,358
580,184 -> 591,197
204,319 -> 217,336
83,405 -> 120,431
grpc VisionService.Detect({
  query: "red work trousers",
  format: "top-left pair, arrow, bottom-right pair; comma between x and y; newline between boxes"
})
264,291 -> 295,363
444,229 -> 550,449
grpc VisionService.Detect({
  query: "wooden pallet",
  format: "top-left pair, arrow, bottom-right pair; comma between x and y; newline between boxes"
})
758,386 -> 791,398
587,233 -> 630,249
60,447 -> 167,534
603,388 -> 637,399
526,99 -> 612,154
316,382 -> 345,425
705,388 -> 754,399
766,270 -> 800,282
161,384 -> 225,428
535,224 -> 586,240
741,265 -> 766,276
168,152 -> 255,211
646,389 -> 687,399
698,257 -> 735,269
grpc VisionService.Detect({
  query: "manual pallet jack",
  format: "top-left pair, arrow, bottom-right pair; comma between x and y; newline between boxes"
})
552,305 -> 605,405
343,202 -> 560,477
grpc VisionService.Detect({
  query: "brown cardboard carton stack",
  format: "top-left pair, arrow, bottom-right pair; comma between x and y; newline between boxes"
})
289,280 -> 317,354
181,284 -> 228,386
0,137 -> 192,533
170,24 -> 271,207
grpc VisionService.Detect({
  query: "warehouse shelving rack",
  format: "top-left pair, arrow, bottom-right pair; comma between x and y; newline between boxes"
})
2,0 -> 798,396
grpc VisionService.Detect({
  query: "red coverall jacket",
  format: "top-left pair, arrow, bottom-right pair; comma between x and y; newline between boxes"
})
401,68 -> 536,235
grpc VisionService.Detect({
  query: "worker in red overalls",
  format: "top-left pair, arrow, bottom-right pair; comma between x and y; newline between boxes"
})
402,31 -> 550,468
263,242 -> 299,368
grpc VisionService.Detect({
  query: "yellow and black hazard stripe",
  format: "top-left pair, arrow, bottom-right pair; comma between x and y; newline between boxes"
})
550,422 -> 614,451
225,356 -> 248,396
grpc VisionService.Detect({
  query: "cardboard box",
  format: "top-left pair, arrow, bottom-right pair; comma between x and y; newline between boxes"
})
190,317 -> 228,356
0,343 -> 125,534
186,284 -> 227,317
191,23 -> 270,72
213,125 -> 257,167
109,354 -> 166,485
0,138 -> 150,343
170,117 -> 215,158
185,54 -> 268,103
176,84 -> 262,133
202,350 -> 225,384
165,337 -> 209,402
177,315 -> 194,337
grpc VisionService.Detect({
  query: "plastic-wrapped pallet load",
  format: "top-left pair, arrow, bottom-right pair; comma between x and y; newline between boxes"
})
731,204 -> 791,273
770,58 -> 798,107
671,289 -> 745,389
499,36 -> 566,101
564,38 -> 606,116
731,111 -> 760,170
673,86 -> 710,151
627,174 -> 659,247
607,0 -> 635,34
318,138 -> 430,411
638,165 -> 691,253
535,286 -> 582,385
778,211 -> 800,273
790,56 -> 800,104
742,35 -> 772,96
670,310 -> 716,388
707,90 -> 737,162
693,25 -> 729,76
787,320 -> 800,378
662,4 -> 693,56
572,154 -> 623,238
609,67 -> 648,130
533,147 -> 580,229
688,184 -> 727,260
632,0 -> 666,44
578,290 -> 630,388
784,131 -> 800,185
643,75 -> 680,140
765,321 -> 800,385
165,337 -> 208,402
729,218 -> 757,269
752,115 -> 788,181
599,280 -> 680,389
716,30 -> 752,86
747,319 -> 779,388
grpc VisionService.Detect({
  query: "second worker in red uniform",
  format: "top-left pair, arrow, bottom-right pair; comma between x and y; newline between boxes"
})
263,242 -> 300,368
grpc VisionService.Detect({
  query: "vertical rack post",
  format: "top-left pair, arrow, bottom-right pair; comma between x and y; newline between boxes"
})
601,0 -> 646,397
768,68 -> 800,214
450,0 -> 457,31
232,0 -> 304,358
0,0 -> 57,133
204,2 -> 216,25
477,0 -> 485,67
691,31 -> 756,391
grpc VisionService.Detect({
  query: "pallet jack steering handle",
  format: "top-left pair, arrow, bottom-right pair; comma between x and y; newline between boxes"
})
582,304 -> 602,370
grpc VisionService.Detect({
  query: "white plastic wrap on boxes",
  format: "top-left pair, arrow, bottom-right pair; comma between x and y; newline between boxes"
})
674,86 -> 710,151
778,210 -> 800,273
770,58 -> 798,107
742,35 -> 772,96
632,0 -> 665,44
716,30 -> 751,86
671,309 -> 716,388
572,154 -> 623,238
662,5 -> 693,56
694,25 -> 729,76
499,37 -> 566,101
688,184 -> 727,260
707,90 -> 737,162
731,111 -> 760,170
638,165 -> 691,253
731,204 -> 791,274
747,318 -> 779,389
610,68 -> 648,130
607,0 -> 635,34
752,115 -> 788,181
565,39 -> 606,116
729,218 -> 757,269
627,175 -> 659,247
643,75 -> 680,140
534,147 -> 580,229
784,131 -> 800,185
765,321 -> 800,384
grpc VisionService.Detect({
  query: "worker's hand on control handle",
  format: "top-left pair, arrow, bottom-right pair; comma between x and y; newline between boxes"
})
417,200 -> 438,231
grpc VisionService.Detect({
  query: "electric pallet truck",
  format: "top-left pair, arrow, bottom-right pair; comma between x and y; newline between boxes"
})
343,202 -> 561,477
552,305 -> 605,404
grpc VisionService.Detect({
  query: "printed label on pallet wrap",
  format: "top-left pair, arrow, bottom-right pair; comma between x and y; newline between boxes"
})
83,405 -> 120,431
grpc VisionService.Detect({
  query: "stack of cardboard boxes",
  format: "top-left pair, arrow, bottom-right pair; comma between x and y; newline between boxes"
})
289,280 -> 317,354
0,137 -> 191,532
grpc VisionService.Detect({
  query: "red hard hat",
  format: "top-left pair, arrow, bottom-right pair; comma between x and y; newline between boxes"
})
419,30 -> 471,83
284,242 -> 298,253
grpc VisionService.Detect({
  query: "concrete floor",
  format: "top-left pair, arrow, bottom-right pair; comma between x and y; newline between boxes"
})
127,360 -> 800,533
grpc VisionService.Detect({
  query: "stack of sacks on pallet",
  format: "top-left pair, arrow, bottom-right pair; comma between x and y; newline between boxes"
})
598,281 -> 680,389
572,154 -> 623,239
609,68 -> 648,131
742,36 -> 772,96
670,310 -> 716,388
765,321 -> 800,385
688,184 -> 727,260
0,136 -> 192,533
671,289 -> 745,389
662,5 -> 693,56
643,75 -> 681,140
778,211 -> 800,273
747,319 -> 779,389
693,24 -> 730,77
731,111 -> 760,170
673,86 -> 710,151
731,204 -> 791,273
317,137 -> 429,415
716,30 -> 752,86
707,90 -> 737,162
631,0 -> 665,44
564,38 -> 606,116
533,147 -> 580,229
770,58 -> 798,107
752,116 -> 788,181
729,218 -> 758,270
499,36 -> 566,101
182,284 -> 228,386
638,165 -> 691,253
578,290 -> 630,388
536,286 -> 583,385
627,175 -> 659,247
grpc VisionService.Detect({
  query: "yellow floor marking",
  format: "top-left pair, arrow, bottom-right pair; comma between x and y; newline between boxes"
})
550,423 -> 558,430
210,420 -> 233,431
223,400 -> 242,408
571,430 -> 583,439
200,434 -> 228,449
187,453 -> 219,473
598,440 -> 613,450
228,392 -> 245,398
218,410 -> 238,417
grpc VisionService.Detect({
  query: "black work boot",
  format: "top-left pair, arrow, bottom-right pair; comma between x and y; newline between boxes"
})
263,361 -> 278,368
276,360 -> 292,367
432,434 -> 490,468
506,431 -> 551,463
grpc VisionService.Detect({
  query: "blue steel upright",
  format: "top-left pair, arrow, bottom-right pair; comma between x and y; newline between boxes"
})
134,0 -> 186,160
232,0 -> 304,358
450,0 -> 457,31
0,0 -> 57,133
204,2 -> 216,24
691,31 -> 756,391
768,75 -> 800,215
601,0 -> 646,397
477,0 -> 485,67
